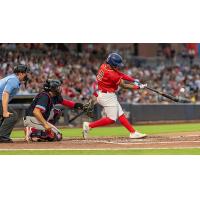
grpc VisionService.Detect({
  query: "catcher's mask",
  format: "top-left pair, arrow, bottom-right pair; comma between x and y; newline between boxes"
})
43,79 -> 62,96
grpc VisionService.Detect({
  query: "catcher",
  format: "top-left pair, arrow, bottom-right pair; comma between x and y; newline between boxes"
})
23,79 -> 84,142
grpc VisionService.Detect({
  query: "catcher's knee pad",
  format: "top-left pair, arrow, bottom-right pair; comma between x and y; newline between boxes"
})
45,130 -> 63,142
30,129 -> 48,142
30,129 -> 62,142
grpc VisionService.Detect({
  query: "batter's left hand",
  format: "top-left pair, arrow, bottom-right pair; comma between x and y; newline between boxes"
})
139,83 -> 147,89
133,80 -> 147,89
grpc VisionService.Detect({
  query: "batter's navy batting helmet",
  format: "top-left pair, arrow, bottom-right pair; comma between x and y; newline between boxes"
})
106,53 -> 124,68
13,65 -> 30,73
43,79 -> 62,95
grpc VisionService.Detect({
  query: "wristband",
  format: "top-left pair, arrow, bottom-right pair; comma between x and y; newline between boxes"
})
133,85 -> 140,90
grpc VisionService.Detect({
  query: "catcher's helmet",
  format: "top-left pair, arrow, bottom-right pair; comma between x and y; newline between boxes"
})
43,79 -> 62,95
13,65 -> 30,73
106,53 -> 124,68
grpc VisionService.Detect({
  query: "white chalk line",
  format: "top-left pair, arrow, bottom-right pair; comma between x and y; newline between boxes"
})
104,140 -> 200,145
169,134 -> 200,138
8,139 -> 200,146
1,147 -> 200,151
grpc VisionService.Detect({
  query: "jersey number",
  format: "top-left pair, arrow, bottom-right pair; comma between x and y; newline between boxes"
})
97,70 -> 104,81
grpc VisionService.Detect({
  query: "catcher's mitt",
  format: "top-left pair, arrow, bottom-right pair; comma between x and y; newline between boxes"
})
83,99 -> 95,118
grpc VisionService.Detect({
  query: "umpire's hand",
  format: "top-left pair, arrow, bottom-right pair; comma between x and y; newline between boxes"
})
3,111 -> 13,118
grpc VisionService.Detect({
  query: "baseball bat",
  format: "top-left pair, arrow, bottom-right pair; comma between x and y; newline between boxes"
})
146,86 -> 191,103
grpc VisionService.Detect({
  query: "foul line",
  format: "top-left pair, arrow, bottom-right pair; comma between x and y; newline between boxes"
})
104,140 -> 200,145
1,147 -> 200,151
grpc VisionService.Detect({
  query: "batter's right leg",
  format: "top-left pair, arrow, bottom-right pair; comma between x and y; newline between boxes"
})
82,117 -> 115,139
82,92 -> 122,139
82,105 -> 117,139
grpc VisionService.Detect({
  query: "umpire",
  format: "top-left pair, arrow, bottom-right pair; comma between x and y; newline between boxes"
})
0,65 -> 30,143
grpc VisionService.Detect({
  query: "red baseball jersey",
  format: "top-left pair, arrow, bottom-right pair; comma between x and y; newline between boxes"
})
97,63 -> 135,93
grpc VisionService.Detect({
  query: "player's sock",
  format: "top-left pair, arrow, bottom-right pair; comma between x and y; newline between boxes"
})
118,114 -> 135,133
89,117 -> 115,128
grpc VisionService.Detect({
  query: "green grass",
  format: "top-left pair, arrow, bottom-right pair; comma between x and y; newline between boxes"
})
11,123 -> 200,139
1,148 -> 200,155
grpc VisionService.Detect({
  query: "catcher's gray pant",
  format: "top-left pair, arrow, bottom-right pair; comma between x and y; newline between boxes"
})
23,116 -> 60,134
0,104 -> 18,139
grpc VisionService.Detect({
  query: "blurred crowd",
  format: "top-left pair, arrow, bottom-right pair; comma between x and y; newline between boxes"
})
118,65 -> 200,103
0,43 -> 200,104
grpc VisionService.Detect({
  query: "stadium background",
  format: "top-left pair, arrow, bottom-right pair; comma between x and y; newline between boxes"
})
1,43 -> 200,126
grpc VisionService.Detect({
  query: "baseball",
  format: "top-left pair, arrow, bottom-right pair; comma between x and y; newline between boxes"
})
180,88 -> 185,93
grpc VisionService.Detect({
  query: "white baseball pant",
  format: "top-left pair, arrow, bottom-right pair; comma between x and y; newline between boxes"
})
97,91 -> 124,121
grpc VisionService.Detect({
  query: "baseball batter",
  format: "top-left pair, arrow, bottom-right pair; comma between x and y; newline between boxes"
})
83,53 -> 147,139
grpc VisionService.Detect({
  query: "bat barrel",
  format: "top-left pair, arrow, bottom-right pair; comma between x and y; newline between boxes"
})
146,86 -> 191,103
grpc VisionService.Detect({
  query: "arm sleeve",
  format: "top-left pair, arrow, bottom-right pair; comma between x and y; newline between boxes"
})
61,99 -> 75,108
111,73 -> 122,86
35,94 -> 50,111
116,77 -> 122,85
117,71 -> 135,82
3,79 -> 18,94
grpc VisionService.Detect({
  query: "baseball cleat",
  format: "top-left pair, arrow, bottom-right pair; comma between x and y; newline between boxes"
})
129,131 -> 147,139
82,122 -> 90,139
24,127 -> 32,142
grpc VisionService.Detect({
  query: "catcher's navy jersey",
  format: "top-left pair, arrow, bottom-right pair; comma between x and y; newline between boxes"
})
26,92 -> 63,120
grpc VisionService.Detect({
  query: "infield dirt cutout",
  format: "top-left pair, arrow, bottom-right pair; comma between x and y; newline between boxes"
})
1,132 -> 200,150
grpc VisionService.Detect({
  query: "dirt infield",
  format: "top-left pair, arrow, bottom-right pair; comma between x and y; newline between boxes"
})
1,132 -> 200,150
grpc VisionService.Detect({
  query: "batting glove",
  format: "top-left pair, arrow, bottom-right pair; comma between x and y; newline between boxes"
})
139,83 -> 147,89
133,80 -> 147,89
133,79 -> 140,84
